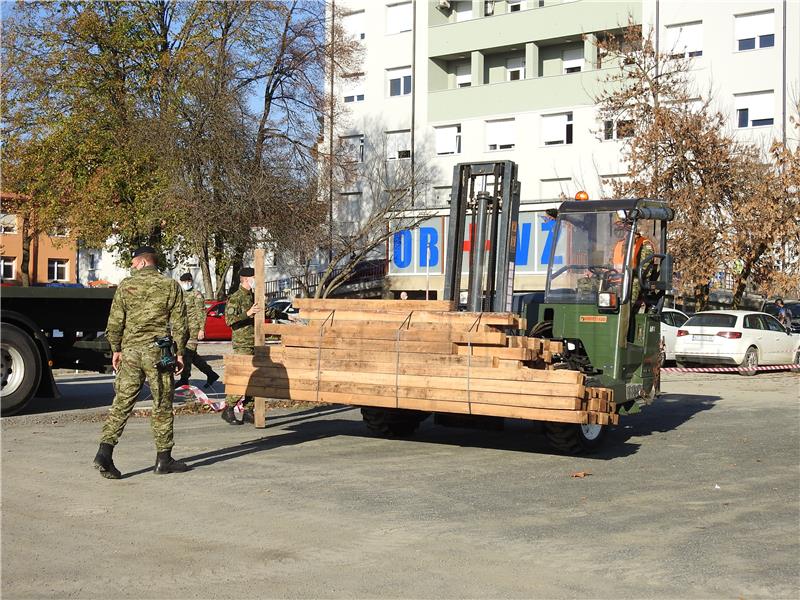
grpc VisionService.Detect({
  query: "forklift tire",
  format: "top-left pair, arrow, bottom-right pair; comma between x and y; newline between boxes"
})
361,408 -> 429,437
738,346 -> 758,377
1,324 -> 42,416
544,422 -> 607,454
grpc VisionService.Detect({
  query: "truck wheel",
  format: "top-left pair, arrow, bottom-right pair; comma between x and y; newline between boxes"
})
1,324 -> 42,416
361,408 -> 429,437
544,422 -> 607,454
738,346 -> 758,376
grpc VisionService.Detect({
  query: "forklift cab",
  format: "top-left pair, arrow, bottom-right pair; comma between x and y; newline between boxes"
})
540,199 -> 675,405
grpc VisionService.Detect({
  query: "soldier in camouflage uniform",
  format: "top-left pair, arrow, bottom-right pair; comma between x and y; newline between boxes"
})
93,246 -> 191,479
221,267 -> 279,425
175,273 -> 219,389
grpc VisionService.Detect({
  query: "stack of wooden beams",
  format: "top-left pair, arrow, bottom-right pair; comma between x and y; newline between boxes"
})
223,299 -> 617,428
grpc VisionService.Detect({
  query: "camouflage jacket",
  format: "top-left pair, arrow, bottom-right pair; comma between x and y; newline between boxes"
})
225,287 -> 255,348
106,266 -> 188,354
182,288 -> 206,340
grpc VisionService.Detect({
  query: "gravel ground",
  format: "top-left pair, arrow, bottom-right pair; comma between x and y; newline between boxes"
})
1,363 -> 798,599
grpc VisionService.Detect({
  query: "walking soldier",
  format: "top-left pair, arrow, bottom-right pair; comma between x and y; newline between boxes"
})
93,246 -> 191,479
176,273 -> 220,389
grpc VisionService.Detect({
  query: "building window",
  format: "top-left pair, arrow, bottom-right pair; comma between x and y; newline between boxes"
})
343,10 -> 365,41
0,213 -> 17,234
735,91 -> 774,128
484,1 -> 494,16
338,192 -> 363,224
50,225 -> 69,237
387,66 -> 412,97
455,62 -> 471,88
485,118 -> 516,151
386,2 -> 412,34
48,258 -> 68,281
735,11 -> 775,51
340,134 -> 365,163
603,119 -> 634,140
542,112 -> 573,145
665,22 -> 702,58
435,124 -> 461,155
454,1 -> 472,22
342,73 -> 365,103
506,57 -> 525,81
0,256 -> 15,280
87,252 -> 99,271
508,0 -> 525,12
386,130 -> 412,160
562,47 -> 583,74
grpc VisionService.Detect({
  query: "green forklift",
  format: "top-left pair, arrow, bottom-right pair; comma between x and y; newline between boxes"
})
438,161 -> 675,452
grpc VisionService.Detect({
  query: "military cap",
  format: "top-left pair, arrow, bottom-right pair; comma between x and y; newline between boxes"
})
239,267 -> 255,277
132,245 -> 157,258
179,273 -> 193,282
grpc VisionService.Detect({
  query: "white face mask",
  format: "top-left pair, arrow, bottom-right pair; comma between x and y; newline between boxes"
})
247,277 -> 256,289
180,282 -> 192,291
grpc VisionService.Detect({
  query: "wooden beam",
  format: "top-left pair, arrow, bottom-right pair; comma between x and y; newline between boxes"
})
293,298 -> 456,312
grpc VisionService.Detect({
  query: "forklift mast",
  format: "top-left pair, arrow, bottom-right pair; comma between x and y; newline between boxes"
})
443,161 -> 521,312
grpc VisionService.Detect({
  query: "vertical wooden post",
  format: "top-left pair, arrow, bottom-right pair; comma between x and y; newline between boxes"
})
254,248 -> 267,427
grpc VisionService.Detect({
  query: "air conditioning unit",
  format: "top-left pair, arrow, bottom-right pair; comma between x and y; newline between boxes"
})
437,0 -> 451,10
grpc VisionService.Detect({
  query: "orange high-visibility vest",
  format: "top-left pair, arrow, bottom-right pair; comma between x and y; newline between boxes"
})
613,234 -> 648,270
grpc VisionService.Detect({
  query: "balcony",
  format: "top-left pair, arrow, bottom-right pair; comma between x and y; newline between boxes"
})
428,67 -> 612,123
428,0 -> 642,58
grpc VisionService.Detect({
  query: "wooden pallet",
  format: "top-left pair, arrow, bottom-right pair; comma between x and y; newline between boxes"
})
226,297 -> 616,428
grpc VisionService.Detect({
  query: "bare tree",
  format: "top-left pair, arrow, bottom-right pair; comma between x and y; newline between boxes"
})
594,25 -> 800,308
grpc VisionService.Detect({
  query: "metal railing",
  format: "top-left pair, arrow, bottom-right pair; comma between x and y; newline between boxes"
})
265,260 -> 386,300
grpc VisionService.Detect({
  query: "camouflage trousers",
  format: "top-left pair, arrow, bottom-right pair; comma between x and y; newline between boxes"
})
100,345 -> 175,451
225,345 -> 254,409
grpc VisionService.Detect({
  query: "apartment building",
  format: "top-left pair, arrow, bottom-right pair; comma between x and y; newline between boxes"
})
327,0 -> 798,297
0,193 -> 78,286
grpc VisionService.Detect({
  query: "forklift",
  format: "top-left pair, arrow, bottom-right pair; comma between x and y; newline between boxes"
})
439,160 -> 675,451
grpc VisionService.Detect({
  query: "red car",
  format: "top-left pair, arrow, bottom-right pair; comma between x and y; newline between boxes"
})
203,300 -> 232,341
202,299 -> 276,341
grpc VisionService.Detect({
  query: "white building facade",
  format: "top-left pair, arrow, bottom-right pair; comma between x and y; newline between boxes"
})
328,0 -> 799,297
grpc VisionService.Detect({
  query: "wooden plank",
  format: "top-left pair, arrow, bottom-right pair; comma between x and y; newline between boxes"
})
293,298 -> 456,312
223,384 -> 590,424
263,323 -> 507,345
455,345 -> 533,360
248,347 -> 499,368
254,398 -> 267,428
295,309 -> 521,327
225,376 -> 583,410
226,358 -> 583,385
223,367 -> 584,397
280,336 -> 455,355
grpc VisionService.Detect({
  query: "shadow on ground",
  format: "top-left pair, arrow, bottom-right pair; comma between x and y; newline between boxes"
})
119,393 -> 720,477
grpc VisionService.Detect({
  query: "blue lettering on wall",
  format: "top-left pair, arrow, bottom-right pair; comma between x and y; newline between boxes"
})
419,227 -> 439,267
393,230 -> 412,268
540,219 -> 563,266
515,222 -> 532,266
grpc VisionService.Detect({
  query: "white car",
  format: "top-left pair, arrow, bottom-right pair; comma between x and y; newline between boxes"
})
674,310 -> 800,375
659,308 -> 689,363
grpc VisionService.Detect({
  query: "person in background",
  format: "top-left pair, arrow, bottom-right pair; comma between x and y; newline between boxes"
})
175,273 -> 220,390
775,298 -> 791,329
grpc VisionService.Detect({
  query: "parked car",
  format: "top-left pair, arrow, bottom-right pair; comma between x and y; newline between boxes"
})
268,299 -> 300,324
761,300 -> 800,333
202,299 -> 280,341
203,300 -> 231,341
659,308 -> 689,364
674,310 -> 800,375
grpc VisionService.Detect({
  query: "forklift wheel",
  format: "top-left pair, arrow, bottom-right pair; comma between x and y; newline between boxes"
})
544,422 -> 607,454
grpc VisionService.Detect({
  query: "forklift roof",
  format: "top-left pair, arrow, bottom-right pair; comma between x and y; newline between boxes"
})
558,198 -> 668,214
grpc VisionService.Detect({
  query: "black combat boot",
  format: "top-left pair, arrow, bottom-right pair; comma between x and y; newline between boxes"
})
221,405 -> 242,425
242,408 -> 255,424
154,450 -> 192,474
93,442 -> 122,479
204,373 -> 219,389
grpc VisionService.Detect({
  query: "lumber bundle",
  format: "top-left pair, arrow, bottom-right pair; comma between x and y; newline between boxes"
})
224,299 -> 617,428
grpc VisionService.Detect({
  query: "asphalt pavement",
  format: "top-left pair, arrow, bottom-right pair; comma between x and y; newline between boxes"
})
1,353 -> 798,599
